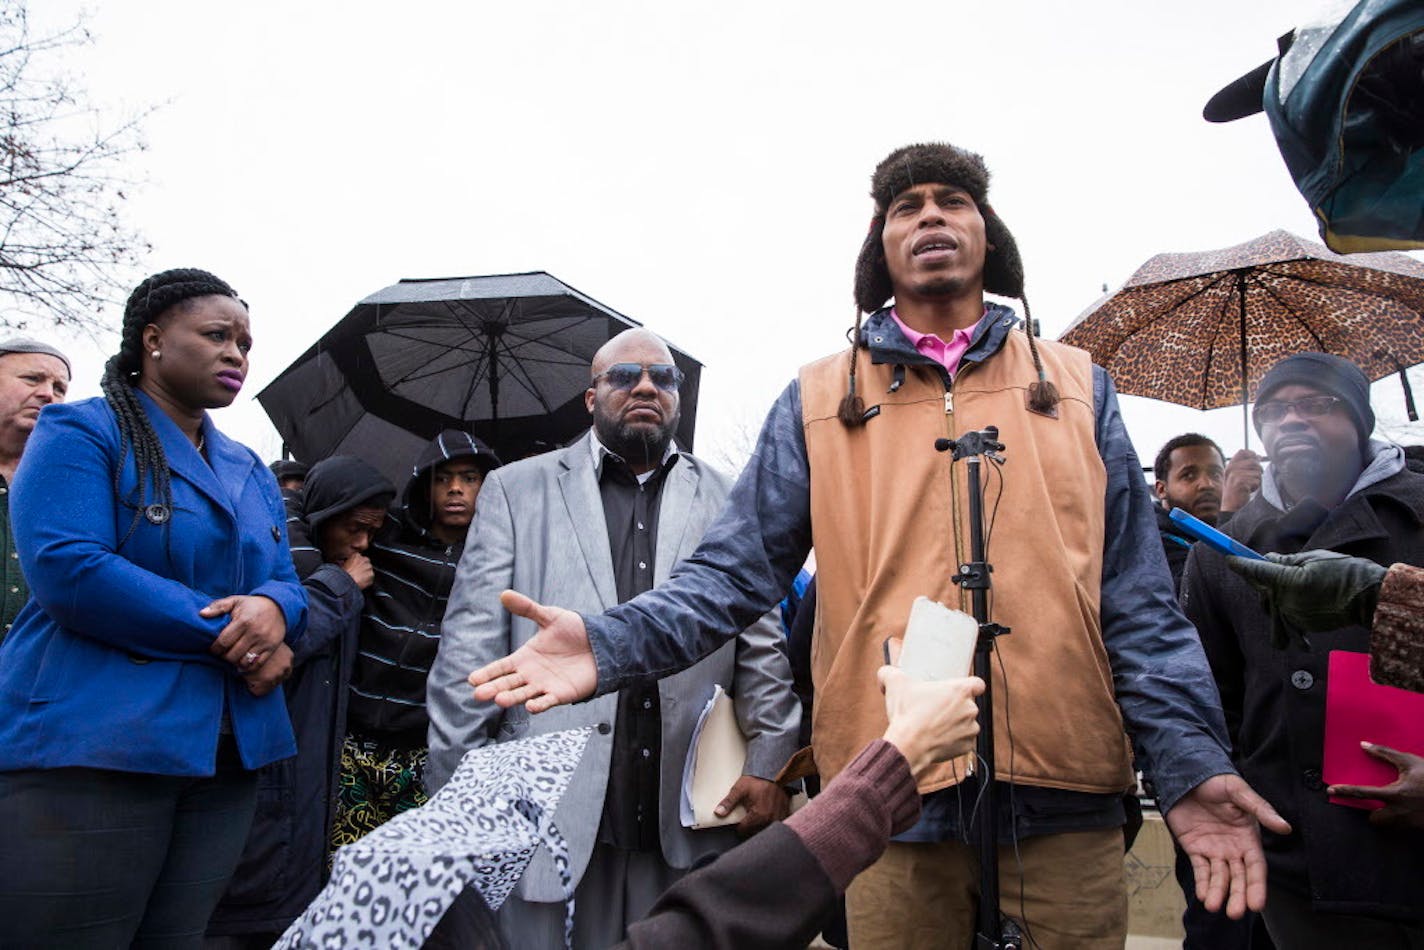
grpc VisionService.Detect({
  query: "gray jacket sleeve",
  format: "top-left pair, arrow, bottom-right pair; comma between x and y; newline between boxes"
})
732,609 -> 800,780
587,382 -> 814,694
425,471 -> 516,793
1093,367 -> 1236,812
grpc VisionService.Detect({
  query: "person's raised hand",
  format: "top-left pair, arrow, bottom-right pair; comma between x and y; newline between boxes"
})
203,594 -> 287,672
342,552 -> 374,590
1221,449 -> 1264,513
1165,774 -> 1291,919
876,641 -> 984,780
468,589 -> 597,712
1328,743 -> 1424,830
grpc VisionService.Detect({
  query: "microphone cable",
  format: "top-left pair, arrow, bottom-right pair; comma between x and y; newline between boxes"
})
983,449 -> 1044,950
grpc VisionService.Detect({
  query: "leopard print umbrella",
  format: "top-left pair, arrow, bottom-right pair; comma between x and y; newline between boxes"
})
1060,230 -> 1424,439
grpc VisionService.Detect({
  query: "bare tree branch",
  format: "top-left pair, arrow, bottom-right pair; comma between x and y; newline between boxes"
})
0,2 -> 151,336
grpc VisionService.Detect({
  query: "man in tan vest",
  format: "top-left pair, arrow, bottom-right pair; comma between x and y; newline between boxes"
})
470,143 -> 1290,948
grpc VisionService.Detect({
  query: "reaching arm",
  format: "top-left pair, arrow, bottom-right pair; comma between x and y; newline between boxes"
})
1092,370 -> 1289,916
1093,367 -> 1236,810
618,667 -> 981,949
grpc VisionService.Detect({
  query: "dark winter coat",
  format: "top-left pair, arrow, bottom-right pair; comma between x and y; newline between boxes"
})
1181,467 -> 1424,920
349,431 -> 500,744
1156,505 -> 1194,595
208,458 -> 393,934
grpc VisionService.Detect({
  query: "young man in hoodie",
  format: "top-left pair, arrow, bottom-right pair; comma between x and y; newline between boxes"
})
332,431 -> 501,847
208,456 -> 394,947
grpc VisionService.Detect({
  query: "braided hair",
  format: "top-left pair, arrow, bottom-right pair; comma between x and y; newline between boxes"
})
102,268 -> 244,543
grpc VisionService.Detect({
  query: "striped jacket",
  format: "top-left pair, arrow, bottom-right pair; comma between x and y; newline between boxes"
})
348,431 -> 500,745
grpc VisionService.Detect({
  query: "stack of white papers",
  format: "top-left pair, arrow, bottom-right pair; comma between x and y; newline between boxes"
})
679,684 -> 747,829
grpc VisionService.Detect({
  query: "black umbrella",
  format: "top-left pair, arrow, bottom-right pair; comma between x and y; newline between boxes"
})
258,271 -> 703,491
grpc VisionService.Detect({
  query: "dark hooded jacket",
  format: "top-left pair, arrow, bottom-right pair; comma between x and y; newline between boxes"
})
1181,447 -> 1424,921
349,431 -> 500,745
209,457 -> 394,935
1156,505 -> 1195,594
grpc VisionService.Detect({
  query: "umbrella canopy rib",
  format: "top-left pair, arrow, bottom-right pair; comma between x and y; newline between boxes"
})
1254,278 -> 1330,352
1278,269 -> 1424,310
1199,277 -> 1234,410
256,271 -> 706,491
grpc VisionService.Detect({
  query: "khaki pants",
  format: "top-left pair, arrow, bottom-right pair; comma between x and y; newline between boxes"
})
845,827 -> 1128,950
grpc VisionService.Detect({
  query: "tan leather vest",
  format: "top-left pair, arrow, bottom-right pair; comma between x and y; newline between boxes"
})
799,329 -> 1134,795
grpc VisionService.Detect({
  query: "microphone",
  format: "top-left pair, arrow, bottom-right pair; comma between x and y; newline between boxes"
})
935,427 -> 1003,457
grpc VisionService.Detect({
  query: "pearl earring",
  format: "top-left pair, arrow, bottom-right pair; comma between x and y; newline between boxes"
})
151,350 -> 161,359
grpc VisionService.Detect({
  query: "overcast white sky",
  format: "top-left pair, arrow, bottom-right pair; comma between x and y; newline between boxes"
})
32,0 -> 1424,469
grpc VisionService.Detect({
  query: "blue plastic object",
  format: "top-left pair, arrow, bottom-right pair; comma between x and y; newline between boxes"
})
1169,507 -> 1267,561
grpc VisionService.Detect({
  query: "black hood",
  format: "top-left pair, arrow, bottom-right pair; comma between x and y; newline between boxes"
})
301,456 -> 396,535
400,429 -> 502,535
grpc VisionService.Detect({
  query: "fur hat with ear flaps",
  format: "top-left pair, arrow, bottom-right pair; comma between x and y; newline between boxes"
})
840,142 -> 1057,426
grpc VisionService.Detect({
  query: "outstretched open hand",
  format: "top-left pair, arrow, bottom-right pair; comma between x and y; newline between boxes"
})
468,590 -> 598,712
1165,774 -> 1291,919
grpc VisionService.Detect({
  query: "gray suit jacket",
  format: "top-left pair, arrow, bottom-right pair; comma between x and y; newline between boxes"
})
426,432 -> 798,901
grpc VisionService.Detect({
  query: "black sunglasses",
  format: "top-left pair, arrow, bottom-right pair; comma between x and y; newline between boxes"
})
593,362 -> 684,392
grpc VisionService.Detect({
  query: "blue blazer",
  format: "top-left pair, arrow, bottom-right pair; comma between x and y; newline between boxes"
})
0,392 -> 307,775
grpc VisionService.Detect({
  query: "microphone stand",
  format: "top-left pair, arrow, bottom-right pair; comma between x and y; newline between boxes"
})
935,426 -> 1022,950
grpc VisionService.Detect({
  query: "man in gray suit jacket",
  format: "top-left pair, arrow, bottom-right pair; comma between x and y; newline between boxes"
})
426,328 -> 799,948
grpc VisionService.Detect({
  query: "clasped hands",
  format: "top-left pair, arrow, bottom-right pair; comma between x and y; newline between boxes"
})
201,594 -> 291,696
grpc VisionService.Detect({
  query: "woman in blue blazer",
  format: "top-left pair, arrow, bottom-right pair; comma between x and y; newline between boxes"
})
0,269 -> 308,948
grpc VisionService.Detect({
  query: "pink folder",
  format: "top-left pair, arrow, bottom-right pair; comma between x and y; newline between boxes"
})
1322,650 -> 1424,810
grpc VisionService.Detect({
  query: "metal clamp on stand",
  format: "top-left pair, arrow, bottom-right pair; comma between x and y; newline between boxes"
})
936,425 -> 1020,950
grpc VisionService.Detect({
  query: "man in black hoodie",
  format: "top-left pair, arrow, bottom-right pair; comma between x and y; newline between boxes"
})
208,456 -> 393,947
332,430 -> 501,847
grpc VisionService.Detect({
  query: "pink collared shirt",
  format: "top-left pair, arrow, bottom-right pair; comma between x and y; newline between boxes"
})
889,307 -> 988,377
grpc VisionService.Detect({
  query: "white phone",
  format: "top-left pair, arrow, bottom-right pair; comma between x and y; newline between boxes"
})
896,596 -> 978,681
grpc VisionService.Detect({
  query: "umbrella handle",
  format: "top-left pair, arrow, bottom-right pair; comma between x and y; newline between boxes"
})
1401,367 -> 1419,423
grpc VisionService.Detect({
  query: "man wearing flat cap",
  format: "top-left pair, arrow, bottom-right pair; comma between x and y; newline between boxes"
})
470,143 -> 1287,948
0,336 -> 69,643
1183,352 -> 1424,947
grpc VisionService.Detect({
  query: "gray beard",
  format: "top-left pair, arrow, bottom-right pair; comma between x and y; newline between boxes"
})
594,414 -> 676,468
1277,452 -> 1354,506
1278,453 -> 1326,486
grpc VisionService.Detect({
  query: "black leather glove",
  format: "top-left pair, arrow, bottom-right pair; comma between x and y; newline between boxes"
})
1227,550 -> 1387,648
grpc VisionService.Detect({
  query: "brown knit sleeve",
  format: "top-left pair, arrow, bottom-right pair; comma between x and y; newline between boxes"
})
784,738 -> 920,892
1370,563 -> 1424,694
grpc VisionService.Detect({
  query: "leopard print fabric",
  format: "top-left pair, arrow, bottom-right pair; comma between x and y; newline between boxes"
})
1060,229 -> 1424,409
276,727 -> 592,950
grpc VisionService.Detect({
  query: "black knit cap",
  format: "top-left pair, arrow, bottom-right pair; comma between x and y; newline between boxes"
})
1253,352 -> 1375,441
854,142 -> 1025,312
